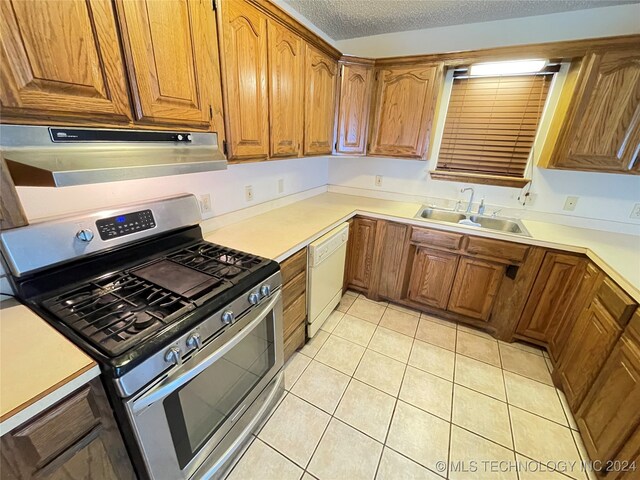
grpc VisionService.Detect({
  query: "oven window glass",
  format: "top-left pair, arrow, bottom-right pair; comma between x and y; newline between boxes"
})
165,311 -> 275,469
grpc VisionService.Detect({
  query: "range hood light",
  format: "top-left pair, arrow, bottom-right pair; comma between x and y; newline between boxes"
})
469,59 -> 547,77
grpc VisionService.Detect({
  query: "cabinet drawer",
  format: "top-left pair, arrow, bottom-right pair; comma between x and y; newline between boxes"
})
464,237 -> 529,263
284,293 -> 306,338
11,386 -> 99,468
595,277 -> 636,326
284,322 -> 305,362
283,271 -> 306,310
281,248 -> 307,285
411,227 -> 463,251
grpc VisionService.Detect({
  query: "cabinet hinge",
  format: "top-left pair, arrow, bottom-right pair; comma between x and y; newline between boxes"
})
209,105 -> 213,120
222,140 -> 228,156
211,0 -> 217,11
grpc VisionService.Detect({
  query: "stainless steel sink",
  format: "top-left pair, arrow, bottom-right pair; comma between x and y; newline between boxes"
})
417,208 -> 466,223
414,205 -> 531,236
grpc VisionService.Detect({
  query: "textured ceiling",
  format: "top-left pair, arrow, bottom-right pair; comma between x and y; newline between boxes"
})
283,0 -> 638,40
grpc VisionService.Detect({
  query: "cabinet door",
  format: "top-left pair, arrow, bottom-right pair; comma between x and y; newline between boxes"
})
377,222 -> 411,301
517,252 -> 586,343
448,257 -> 504,321
577,334 -> 640,468
549,262 -> 601,363
0,0 -> 131,123
556,298 -> 623,410
552,49 -> 640,173
408,248 -> 459,309
220,0 -> 269,159
336,62 -> 374,154
304,45 -> 338,155
368,63 -> 441,158
116,0 -> 224,131
346,218 -> 377,292
268,21 -> 304,158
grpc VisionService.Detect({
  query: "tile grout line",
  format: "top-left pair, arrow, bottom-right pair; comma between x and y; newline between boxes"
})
446,323 -> 459,479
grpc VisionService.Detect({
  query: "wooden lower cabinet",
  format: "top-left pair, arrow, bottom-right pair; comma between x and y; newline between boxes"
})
280,248 -> 307,361
376,222 -> 411,302
345,217 -> 377,293
447,257 -> 504,321
516,252 -> 586,344
0,378 -> 134,480
407,247 -> 459,309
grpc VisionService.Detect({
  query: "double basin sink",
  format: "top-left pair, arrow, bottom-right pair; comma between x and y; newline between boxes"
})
414,206 -> 531,236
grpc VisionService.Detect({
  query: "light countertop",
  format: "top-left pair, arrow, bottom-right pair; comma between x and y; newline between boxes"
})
205,192 -> 640,302
0,299 -> 100,434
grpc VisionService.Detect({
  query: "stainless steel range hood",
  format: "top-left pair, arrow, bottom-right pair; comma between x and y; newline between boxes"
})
0,125 -> 227,187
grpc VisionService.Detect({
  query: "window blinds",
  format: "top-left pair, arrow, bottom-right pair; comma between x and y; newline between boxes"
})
437,73 -> 554,178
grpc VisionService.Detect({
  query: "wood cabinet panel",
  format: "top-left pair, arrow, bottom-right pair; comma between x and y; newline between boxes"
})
408,248 -> 459,309
552,49 -> 640,173
517,252 -> 586,343
548,262 -> 601,363
283,293 -> 306,339
410,227 -> 463,251
596,277 -> 637,326
304,45 -> 338,155
345,217 -> 377,292
268,20 -> 304,157
368,63 -> 442,158
577,334 -> 640,470
377,222 -> 411,301
281,248 -> 307,285
220,0 -> 269,158
116,0 -> 222,130
283,271 -> 305,311
448,257 -> 504,321
556,298 -> 623,410
464,237 -> 529,264
336,62 -> 374,154
284,323 -> 305,362
1,379 -> 134,480
0,0 -> 131,123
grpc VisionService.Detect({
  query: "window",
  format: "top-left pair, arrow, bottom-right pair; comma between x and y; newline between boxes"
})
432,64 -> 559,187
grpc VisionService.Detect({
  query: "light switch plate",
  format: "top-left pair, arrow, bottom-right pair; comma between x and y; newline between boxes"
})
245,185 -> 254,202
375,175 -> 383,187
278,179 -> 284,194
563,196 -> 579,211
630,203 -> 640,219
198,194 -> 212,213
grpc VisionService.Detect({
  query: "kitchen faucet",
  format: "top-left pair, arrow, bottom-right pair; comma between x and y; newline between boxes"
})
461,187 -> 474,213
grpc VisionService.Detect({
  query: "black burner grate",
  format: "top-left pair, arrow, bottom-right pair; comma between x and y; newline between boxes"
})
44,272 -> 194,356
168,243 -> 264,282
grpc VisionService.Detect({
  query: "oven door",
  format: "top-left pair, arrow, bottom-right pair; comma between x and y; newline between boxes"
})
125,290 -> 283,480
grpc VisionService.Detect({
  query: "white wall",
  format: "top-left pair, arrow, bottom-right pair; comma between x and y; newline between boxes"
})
16,157 -> 329,221
335,4 -> 640,58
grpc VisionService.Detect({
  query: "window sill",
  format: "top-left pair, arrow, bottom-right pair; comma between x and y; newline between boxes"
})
430,170 -> 531,188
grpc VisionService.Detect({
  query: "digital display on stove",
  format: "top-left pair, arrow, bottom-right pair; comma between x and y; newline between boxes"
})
96,209 -> 156,240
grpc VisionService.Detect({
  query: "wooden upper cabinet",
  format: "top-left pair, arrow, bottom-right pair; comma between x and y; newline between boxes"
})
345,217 -> 377,292
516,252 -> 586,344
304,45 -> 338,155
219,0 -> 269,159
551,49 -> 640,173
368,63 -> 442,158
116,0 -> 224,131
335,61 -> 374,154
268,20 -> 304,158
0,0 -> 131,123
408,248 -> 459,309
448,258 -> 504,321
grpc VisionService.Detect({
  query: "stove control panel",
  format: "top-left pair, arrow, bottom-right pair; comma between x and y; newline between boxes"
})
96,209 -> 156,240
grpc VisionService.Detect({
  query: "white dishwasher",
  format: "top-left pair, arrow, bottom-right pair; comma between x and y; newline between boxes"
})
307,223 -> 349,338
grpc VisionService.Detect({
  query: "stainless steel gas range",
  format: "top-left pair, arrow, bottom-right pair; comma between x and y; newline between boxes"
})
0,194 -> 284,480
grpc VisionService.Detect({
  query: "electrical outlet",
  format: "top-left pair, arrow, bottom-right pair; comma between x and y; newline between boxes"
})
245,185 -> 254,202
198,194 -> 212,213
375,175 -> 383,187
278,178 -> 284,194
630,203 -> 640,219
563,196 -> 579,211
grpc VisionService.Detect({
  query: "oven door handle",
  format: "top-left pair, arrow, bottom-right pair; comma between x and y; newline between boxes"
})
131,291 -> 281,414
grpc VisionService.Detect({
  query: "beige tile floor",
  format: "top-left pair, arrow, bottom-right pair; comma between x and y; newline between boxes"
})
225,291 -> 596,480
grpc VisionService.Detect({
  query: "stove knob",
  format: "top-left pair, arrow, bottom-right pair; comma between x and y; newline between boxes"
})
248,292 -> 260,305
164,346 -> 182,366
260,284 -> 271,297
76,229 -> 94,243
186,332 -> 202,350
221,310 -> 234,324
177,134 -> 184,141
